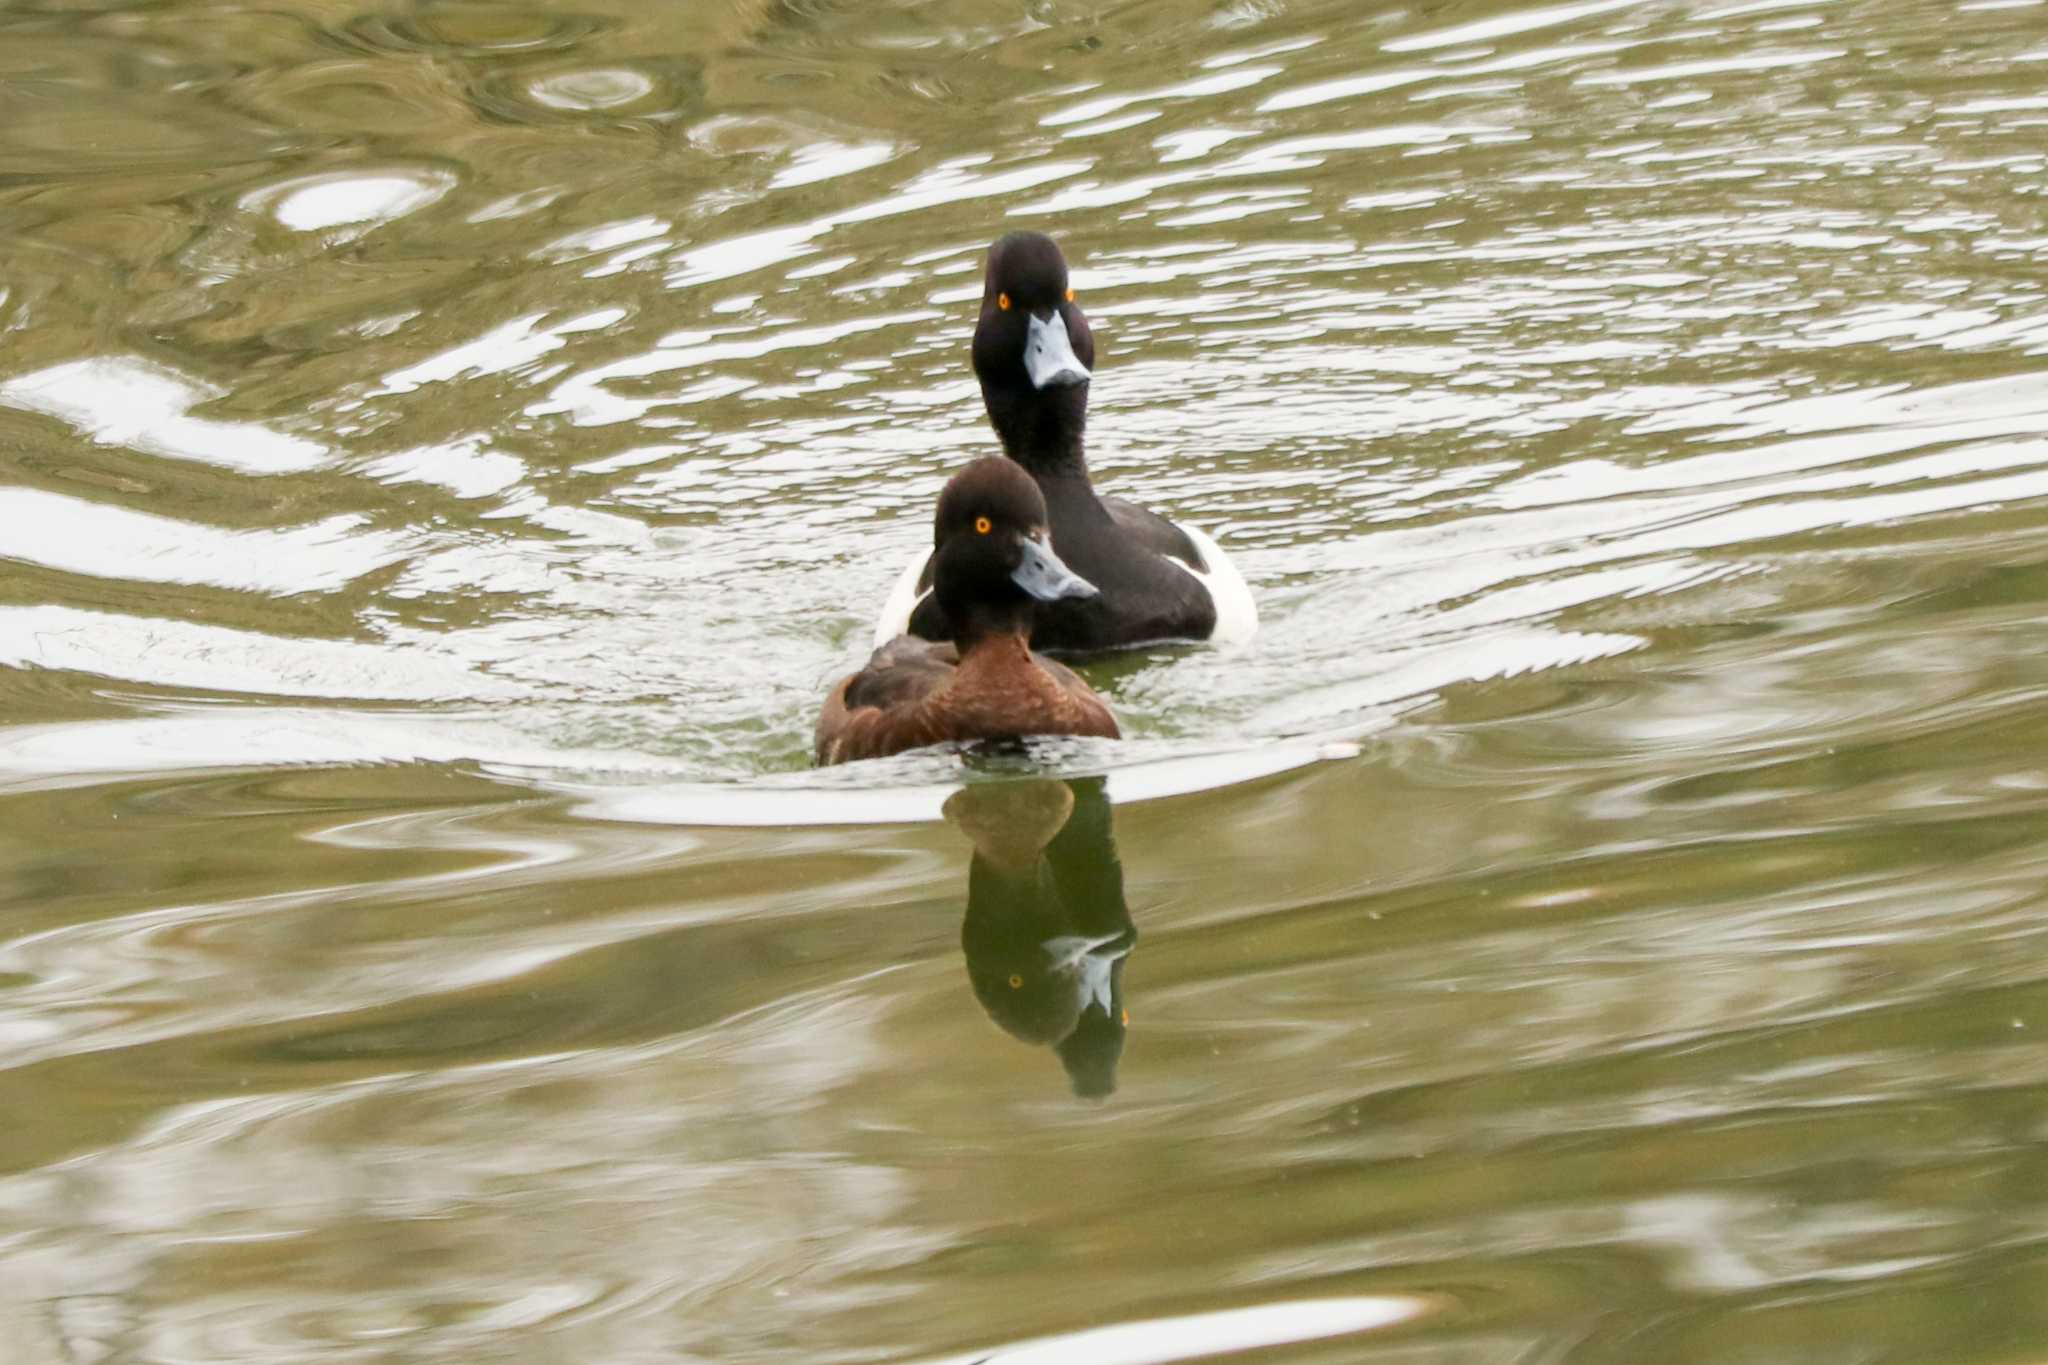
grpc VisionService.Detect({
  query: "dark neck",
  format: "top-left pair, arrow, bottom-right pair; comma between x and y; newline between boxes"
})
982,381 -> 1089,477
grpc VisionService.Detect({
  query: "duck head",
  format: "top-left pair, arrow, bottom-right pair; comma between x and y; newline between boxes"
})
931,457 -> 1098,645
972,231 -> 1096,471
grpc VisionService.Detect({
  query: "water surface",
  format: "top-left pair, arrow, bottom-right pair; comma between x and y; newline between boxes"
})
6,0 -> 2048,1359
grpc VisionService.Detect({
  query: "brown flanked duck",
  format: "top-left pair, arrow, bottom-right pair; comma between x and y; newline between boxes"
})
817,458 -> 1120,766
873,230 -> 1257,654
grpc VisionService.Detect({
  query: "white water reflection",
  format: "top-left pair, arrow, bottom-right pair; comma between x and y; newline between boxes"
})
360,439 -> 527,500
0,490 -> 411,593
0,358 -> 326,474
527,67 -> 654,111
769,140 -> 902,190
252,167 -> 456,232
1575,46 -> 1847,87
1038,66 -> 1284,129
919,1297 -> 1430,1365
372,312 -> 614,396
1385,0 -> 1644,51
0,607 -> 514,706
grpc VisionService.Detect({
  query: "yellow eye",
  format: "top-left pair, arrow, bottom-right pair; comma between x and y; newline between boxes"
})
997,292 -> 1011,311
1009,974 -> 1023,989
975,516 -> 992,534
1066,287 -> 1075,303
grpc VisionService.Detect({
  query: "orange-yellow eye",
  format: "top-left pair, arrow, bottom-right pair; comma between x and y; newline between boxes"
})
975,516 -> 992,534
1066,287 -> 1075,303
1009,974 -> 1023,989
997,292 -> 1011,311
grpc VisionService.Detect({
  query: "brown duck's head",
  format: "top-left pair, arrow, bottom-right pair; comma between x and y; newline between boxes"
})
972,232 -> 1095,467
929,458 -> 1097,639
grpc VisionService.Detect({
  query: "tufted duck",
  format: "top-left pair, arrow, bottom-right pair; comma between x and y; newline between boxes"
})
818,458 -> 1121,765
874,230 -> 1257,653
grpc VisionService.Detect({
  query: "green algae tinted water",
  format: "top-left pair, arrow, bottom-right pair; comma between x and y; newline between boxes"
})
6,0 -> 2048,1358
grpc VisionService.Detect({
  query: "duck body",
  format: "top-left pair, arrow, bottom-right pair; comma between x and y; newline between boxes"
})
893,472 -> 1237,652
873,230 -> 1257,655
818,459 -> 1120,766
816,634 -> 1117,765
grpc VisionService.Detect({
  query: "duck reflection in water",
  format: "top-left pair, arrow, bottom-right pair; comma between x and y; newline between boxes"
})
943,776 -> 1135,1099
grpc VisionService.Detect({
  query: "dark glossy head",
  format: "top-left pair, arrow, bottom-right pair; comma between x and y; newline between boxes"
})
972,232 -> 1096,470
931,457 -> 1097,644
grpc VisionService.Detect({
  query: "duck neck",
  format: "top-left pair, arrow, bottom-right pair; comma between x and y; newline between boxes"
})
948,607 -> 1037,664
984,381 -> 1090,479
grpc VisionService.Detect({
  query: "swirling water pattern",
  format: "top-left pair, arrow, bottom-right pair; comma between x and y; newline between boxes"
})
5,0 -> 2048,1359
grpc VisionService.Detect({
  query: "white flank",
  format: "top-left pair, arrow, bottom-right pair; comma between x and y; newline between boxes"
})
872,548 -> 932,648
1174,523 -> 1259,645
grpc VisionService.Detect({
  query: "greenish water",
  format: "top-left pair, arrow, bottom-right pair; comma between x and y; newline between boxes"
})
7,0 -> 2048,1358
